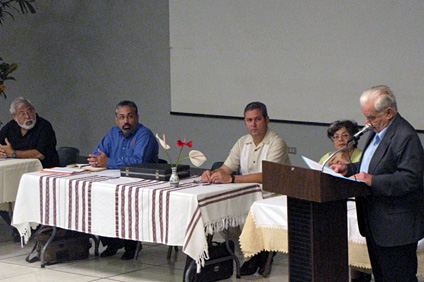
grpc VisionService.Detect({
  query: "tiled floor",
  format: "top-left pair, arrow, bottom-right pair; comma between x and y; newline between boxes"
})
0,219 -> 289,281
2,219 -> 424,282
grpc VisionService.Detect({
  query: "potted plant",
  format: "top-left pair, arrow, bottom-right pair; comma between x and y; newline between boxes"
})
0,0 -> 36,25
0,57 -> 18,99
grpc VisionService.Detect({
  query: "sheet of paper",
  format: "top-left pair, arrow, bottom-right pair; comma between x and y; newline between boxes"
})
67,163 -> 90,169
301,156 -> 363,182
82,166 -> 107,172
41,167 -> 85,174
66,164 -> 106,172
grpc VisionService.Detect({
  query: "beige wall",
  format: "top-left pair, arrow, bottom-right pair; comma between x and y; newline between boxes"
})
1,1 -> 422,168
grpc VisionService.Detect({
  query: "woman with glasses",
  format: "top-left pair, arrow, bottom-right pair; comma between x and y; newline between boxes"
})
319,120 -> 362,166
319,120 -> 371,282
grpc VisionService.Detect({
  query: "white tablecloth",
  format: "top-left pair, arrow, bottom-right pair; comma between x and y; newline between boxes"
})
0,158 -> 42,207
12,170 -> 263,270
240,196 -> 424,275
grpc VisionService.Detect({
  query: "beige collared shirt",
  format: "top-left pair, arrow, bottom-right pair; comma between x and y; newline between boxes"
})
224,129 -> 290,174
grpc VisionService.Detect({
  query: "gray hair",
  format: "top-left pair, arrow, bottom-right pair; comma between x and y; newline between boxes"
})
10,97 -> 35,115
115,100 -> 138,115
360,85 -> 398,113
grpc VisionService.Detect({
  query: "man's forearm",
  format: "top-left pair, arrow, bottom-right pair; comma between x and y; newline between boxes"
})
233,173 -> 262,184
16,149 -> 45,160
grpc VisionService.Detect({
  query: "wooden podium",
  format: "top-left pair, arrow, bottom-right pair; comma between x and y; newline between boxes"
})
262,161 -> 370,282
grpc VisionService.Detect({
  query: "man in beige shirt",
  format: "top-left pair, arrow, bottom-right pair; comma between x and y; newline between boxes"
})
201,101 -> 290,276
201,101 -> 290,184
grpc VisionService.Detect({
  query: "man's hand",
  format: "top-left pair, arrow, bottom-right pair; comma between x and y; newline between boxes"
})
210,170 -> 232,184
201,170 -> 212,183
330,163 -> 348,176
201,165 -> 235,184
326,154 -> 348,166
351,172 -> 372,186
0,138 -> 14,158
88,149 -> 108,167
0,149 -> 6,159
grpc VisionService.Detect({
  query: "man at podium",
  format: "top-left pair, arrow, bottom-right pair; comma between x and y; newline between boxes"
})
332,85 -> 424,282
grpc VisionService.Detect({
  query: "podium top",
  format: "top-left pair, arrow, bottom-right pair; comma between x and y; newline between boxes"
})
262,161 -> 370,203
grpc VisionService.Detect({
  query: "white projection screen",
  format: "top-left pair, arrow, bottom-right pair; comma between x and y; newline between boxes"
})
170,1 -> 424,130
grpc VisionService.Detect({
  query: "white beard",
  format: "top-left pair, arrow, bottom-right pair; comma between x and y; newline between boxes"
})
16,116 -> 37,130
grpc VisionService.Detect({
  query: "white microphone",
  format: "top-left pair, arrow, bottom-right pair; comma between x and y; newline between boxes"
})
349,123 -> 372,142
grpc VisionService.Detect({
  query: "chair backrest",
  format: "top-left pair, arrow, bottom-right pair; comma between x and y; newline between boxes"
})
211,161 -> 239,175
211,161 -> 224,171
57,147 -> 80,167
158,158 -> 168,164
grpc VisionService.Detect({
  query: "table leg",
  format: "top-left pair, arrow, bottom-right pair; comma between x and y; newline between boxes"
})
183,228 -> 241,281
223,229 -> 241,278
184,259 -> 197,282
40,226 -> 57,268
8,202 -> 12,219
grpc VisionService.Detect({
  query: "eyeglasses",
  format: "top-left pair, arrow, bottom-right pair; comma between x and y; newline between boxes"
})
116,113 -> 137,120
331,133 -> 351,141
16,108 -> 35,118
365,111 -> 385,122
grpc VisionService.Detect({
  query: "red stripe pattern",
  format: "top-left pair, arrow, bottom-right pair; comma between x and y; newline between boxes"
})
39,173 -> 115,232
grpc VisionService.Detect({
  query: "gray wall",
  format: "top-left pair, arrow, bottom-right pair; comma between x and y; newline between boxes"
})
0,1 -> 422,169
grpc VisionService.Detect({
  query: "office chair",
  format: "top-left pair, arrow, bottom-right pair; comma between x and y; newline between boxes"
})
57,147 -> 80,167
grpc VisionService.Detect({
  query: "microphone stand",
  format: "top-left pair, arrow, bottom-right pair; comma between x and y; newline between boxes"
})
320,124 -> 370,172
321,143 -> 350,172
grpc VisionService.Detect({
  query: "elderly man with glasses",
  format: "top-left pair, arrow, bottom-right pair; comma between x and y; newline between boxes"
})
0,97 -> 59,168
0,97 -> 60,238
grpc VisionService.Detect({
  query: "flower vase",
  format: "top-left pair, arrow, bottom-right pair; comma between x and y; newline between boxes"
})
169,167 -> 179,187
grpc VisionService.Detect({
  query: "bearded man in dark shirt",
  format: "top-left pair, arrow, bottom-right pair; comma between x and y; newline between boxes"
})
0,97 -> 59,168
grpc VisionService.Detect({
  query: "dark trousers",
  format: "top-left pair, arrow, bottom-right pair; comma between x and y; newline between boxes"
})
366,236 -> 418,282
0,210 -> 11,225
100,237 -> 137,251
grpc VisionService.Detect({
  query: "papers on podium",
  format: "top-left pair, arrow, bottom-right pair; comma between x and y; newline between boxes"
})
301,156 -> 363,183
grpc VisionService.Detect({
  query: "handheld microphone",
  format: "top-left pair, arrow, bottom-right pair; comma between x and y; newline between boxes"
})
349,123 -> 372,143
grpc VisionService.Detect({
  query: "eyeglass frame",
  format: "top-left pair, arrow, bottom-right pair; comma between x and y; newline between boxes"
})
15,107 -> 35,118
331,133 -> 351,141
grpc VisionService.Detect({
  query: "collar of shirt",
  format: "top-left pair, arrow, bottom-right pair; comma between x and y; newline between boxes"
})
245,129 -> 272,149
374,118 -> 393,144
119,123 -> 141,138
359,119 -> 394,173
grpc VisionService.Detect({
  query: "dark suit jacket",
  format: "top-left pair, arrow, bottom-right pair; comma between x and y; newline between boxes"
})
347,114 -> 424,247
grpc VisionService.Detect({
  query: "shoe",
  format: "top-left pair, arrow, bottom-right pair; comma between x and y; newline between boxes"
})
363,274 -> 372,282
351,272 -> 372,282
258,251 -> 275,276
121,248 -> 136,260
100,246 -> 118,257
13,233 -> 21,243
240,255 -> 259,276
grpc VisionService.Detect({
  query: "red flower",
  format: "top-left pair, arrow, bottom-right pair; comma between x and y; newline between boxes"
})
176,137 -> 192,148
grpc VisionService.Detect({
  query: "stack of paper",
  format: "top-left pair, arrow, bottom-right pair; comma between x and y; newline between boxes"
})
66,164 -> 107,172
41,167 -> 85,175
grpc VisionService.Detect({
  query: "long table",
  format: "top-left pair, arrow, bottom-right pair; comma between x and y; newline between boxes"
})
239,196 -> 424,276
12,170 -> 263,271
0,158 -> 43,210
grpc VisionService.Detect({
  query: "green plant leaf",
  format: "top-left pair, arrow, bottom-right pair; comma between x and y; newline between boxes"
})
5,63 -> 18,74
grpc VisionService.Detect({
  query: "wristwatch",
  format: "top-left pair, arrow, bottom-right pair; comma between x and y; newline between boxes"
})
11,150 -> 16,158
